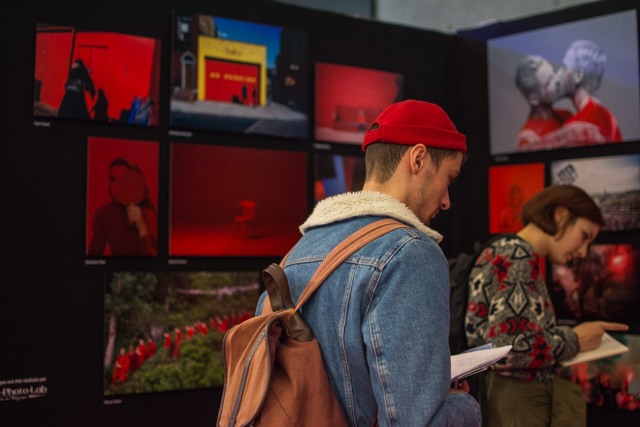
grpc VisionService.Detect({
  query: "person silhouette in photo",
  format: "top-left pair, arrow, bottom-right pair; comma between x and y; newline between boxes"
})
147,338 -> 156,358
173,328 -> 182,358
88,157 -> 158,256
91,88 -> 109,122
251,84 -> 257,107
58,59 -> 96,120
551,40 -> 622,146
515,56 -> 572,151
112,348 -> 129,385
128,345 -> 140,372
137,339 -> 148,366
163,333 -> 172,359
357,109 -> 367,132
242,83 -> 248,104
498,185 -> 525,232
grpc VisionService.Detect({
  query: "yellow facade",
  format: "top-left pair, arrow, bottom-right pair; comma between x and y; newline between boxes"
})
197,35 -> 267,106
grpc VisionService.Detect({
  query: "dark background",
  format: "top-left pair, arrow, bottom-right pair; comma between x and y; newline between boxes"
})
1,0 -> 639,425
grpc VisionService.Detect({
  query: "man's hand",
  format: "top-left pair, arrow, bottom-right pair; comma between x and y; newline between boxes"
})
449,380 -> 470,395
572,321 -> 628,351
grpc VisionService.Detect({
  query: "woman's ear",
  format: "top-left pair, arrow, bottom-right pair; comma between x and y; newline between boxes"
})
554,205 -> 569,227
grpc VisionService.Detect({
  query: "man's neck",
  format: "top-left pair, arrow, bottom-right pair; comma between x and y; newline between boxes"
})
362,178 -> 409,206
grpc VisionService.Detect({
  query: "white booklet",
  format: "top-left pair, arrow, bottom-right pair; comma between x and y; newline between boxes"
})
450,345 -> 512,382
560,332 -> 629,367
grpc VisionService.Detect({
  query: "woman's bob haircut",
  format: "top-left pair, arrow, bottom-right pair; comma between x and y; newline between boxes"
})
521,185 -> 605,237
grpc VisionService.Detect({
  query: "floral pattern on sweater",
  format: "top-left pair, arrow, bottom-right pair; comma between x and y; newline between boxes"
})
465,236 -> 580,381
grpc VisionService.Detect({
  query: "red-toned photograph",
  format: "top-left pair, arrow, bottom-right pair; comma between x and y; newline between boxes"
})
170,143 -> 308,256
34,23 -> 161,126
488,163 -> 545,234
315,62 -> 404,144
560,334 -> 640,411
86,137 -> 159,256
551,244 -> 640,322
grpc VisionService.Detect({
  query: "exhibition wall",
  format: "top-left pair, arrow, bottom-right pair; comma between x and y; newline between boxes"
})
1,0 -> 639,424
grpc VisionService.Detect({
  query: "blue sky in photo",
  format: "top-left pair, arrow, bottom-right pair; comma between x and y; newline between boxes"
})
214,16 -> 282,69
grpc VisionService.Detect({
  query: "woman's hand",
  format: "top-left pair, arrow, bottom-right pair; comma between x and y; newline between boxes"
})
572,321 -> 628,351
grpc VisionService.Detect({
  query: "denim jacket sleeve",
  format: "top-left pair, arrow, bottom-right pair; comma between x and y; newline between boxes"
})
363,237 -> 481,427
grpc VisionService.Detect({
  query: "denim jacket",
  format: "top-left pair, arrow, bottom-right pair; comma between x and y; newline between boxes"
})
257,192 -> 481,427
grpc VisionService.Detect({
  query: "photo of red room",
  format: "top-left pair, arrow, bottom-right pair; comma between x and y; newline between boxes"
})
488,163 -> 545,234
86,137 -> 159,257
34,23 -> 161,126
315,62 -> 404,144
170,143 -> 308,256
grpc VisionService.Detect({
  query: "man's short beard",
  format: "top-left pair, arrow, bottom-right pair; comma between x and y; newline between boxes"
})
416,168 -> 434,225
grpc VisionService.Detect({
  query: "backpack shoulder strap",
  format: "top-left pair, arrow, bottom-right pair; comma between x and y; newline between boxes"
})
295,218 -> 410,311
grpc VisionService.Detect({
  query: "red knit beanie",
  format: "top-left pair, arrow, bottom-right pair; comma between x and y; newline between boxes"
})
362,100 -> 466,152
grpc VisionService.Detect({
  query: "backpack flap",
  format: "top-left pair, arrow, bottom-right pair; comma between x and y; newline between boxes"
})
259,333 -> 348,427
218,312 -> 290,427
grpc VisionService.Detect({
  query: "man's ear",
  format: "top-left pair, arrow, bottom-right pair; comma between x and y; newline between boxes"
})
409,144 -> 428,174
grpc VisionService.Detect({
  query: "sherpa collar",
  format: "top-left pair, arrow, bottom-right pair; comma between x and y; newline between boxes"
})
299,191 -> 443,243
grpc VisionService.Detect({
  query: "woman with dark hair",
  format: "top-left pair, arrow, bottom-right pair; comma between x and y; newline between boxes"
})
88,157 -> 157,256
465,185 -> 627,427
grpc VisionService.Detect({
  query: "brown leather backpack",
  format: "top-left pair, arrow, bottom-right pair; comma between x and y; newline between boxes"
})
217,219 -> 408,427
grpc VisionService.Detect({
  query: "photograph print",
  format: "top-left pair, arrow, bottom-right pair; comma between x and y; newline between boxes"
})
34,23 -> 161,126
314,153 -> 365,202
488,163 -> 545,234
86,137 -> 159,257
487,10 -> 640,155
551,244 -> 640,323
104,271 -> 261,395
551,154 -> 640,231
560,334 -> 640,411
314,62 -> 404,144
169,142 -> 308,257
170,14 -> 308,139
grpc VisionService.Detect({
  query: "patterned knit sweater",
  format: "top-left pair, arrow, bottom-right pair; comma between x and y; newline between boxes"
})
464,236 -> 580,381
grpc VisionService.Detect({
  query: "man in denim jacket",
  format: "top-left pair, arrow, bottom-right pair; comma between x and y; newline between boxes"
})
257,100 -> 481,426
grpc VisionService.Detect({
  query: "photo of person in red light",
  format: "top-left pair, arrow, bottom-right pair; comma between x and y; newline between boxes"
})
170,143 -> 307,256
33,23 -> 161,126
86,137 -> 159,257
551,244 -> 640,322
489,163 -> 545,234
